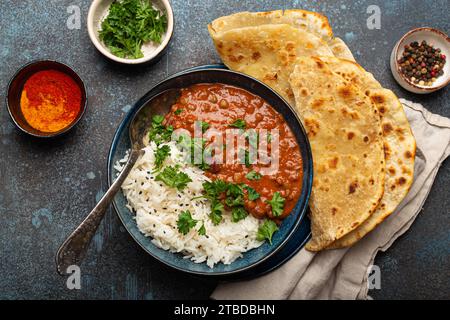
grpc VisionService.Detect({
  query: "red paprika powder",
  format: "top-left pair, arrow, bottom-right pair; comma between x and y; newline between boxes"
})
20,70 -> 82,133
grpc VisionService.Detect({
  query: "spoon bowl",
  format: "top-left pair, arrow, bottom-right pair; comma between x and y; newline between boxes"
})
107,68 -> 313,276
55,89 -> 180,275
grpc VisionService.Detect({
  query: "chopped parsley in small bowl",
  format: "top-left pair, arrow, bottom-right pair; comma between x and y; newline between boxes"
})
88,0 -> 174,64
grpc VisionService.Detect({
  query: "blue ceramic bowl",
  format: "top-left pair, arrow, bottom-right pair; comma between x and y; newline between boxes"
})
107,68 -> 313,276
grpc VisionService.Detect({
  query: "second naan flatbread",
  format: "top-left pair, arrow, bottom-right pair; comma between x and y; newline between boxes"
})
317,57 -> 416,248
208,24 -> 333,106
289,57 -> 386,251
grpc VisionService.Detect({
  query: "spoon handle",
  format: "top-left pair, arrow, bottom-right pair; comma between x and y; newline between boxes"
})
55,149 -> 143,275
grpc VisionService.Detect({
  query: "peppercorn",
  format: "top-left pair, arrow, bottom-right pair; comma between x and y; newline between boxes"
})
398,40 -> 446,86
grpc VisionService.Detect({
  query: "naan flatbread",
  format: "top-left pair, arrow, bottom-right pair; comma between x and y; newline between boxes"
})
208,9 -> 333,42
289,57 -> 386,251
328,37 -> 356,62
317,57 -> 416,248
208,24 -> 333,106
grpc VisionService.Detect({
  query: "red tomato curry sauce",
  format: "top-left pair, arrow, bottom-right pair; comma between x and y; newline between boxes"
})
164,84 -> 303,220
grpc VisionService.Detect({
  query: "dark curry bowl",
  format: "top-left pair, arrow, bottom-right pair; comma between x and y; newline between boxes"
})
6,60 -> 87,138
107,67 -> 313,276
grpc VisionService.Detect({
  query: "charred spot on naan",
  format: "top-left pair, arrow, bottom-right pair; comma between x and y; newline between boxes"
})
371,94 -> 385,104
382,122 -> 394,135
348,181 -> 359,194
304,118 -> 320,137
347,131 -> 355,140
337,84 -> 355,100
328,156 -> 339,169
384,143 -> 391,160
312,98 -> 325,109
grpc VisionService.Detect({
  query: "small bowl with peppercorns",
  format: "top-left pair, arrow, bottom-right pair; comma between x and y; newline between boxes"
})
390,27 -> 450,94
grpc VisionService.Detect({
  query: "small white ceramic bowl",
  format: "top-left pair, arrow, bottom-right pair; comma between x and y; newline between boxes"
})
390,27 -> 450,94
87,0 -> 174,64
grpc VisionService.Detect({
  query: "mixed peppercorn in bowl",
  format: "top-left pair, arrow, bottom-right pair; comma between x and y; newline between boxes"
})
390,27 -> 450,93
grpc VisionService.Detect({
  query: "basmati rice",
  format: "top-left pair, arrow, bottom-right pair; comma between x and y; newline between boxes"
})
115,141 -> 263,268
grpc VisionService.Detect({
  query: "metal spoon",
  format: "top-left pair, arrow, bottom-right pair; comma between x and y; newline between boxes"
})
56,89 -> 181,275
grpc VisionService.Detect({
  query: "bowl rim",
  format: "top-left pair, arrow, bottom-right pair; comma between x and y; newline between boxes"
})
5,59 -> 88,138
393,27 -> 450,92
87,0 -> 174,64
107,67 -> 313,276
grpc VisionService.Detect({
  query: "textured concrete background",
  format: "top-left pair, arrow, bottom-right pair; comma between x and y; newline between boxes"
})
0,0 -> 448,299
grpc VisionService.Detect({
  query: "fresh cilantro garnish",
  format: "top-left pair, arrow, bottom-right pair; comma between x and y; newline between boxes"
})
245,186 -> 260,201
148,115 -> 173,145
238,149 -> 251,167
174,109 -> 183,115
231,207 -> 248,222
178,135 -> 210,171
153,115 -> 164,124
256,220 -> 279,244
200,121 -> 210,133
229,119 -> 246,129
155,166 -> 192,191
198,222 -> 206,236
224,183 -> 245,208
246,130 -> 259,149
226,183 -> 244,198
99,0 -> 167,59
177,210 -> 197,235
267,132 -> 272,143
199,180 -> 257,225
153,145 -> 170,170
225,194 -> 244,207
246,171 -> 261,180
199,180 -> 227,225
244,150 -> 251,167
209,200 -> 224,225
203,180 -> 228,198
267,192 -> 285,217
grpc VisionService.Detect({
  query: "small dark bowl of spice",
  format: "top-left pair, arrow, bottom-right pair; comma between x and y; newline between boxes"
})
6,60 -> 87,138
391,27 -> 450,94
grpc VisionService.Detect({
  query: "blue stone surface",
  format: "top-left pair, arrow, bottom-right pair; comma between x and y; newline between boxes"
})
0,0 -> 448,299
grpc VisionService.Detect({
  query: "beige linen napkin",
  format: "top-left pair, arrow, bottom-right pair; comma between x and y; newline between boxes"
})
212,99 -> 450,300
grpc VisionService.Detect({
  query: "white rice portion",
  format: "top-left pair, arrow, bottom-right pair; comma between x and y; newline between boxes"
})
114,141 -> 263,268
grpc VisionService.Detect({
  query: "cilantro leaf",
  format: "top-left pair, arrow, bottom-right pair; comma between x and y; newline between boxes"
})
155,166 -> 192,191
244,150 -> 251,167
152,115 -> 164,124
244,129 -> 259,149
246,171 -> 261,180
226,183 -> 244,198
256,220 -> 279,244
99,0 -> 167,59
231,207 -> 248,222
203,180 -> 228,198
148,115 -> 173,145
198,222 -> 206,236
209,200 -> 224,225
174,109 -> 183,115
267,192 -> 285,217
229,119 -> 246,129
177,210 -> 197,235
201,121 -> 210,133
245,186 -> 260,201
153,145 -> 170,170
225,194 -> 244,207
